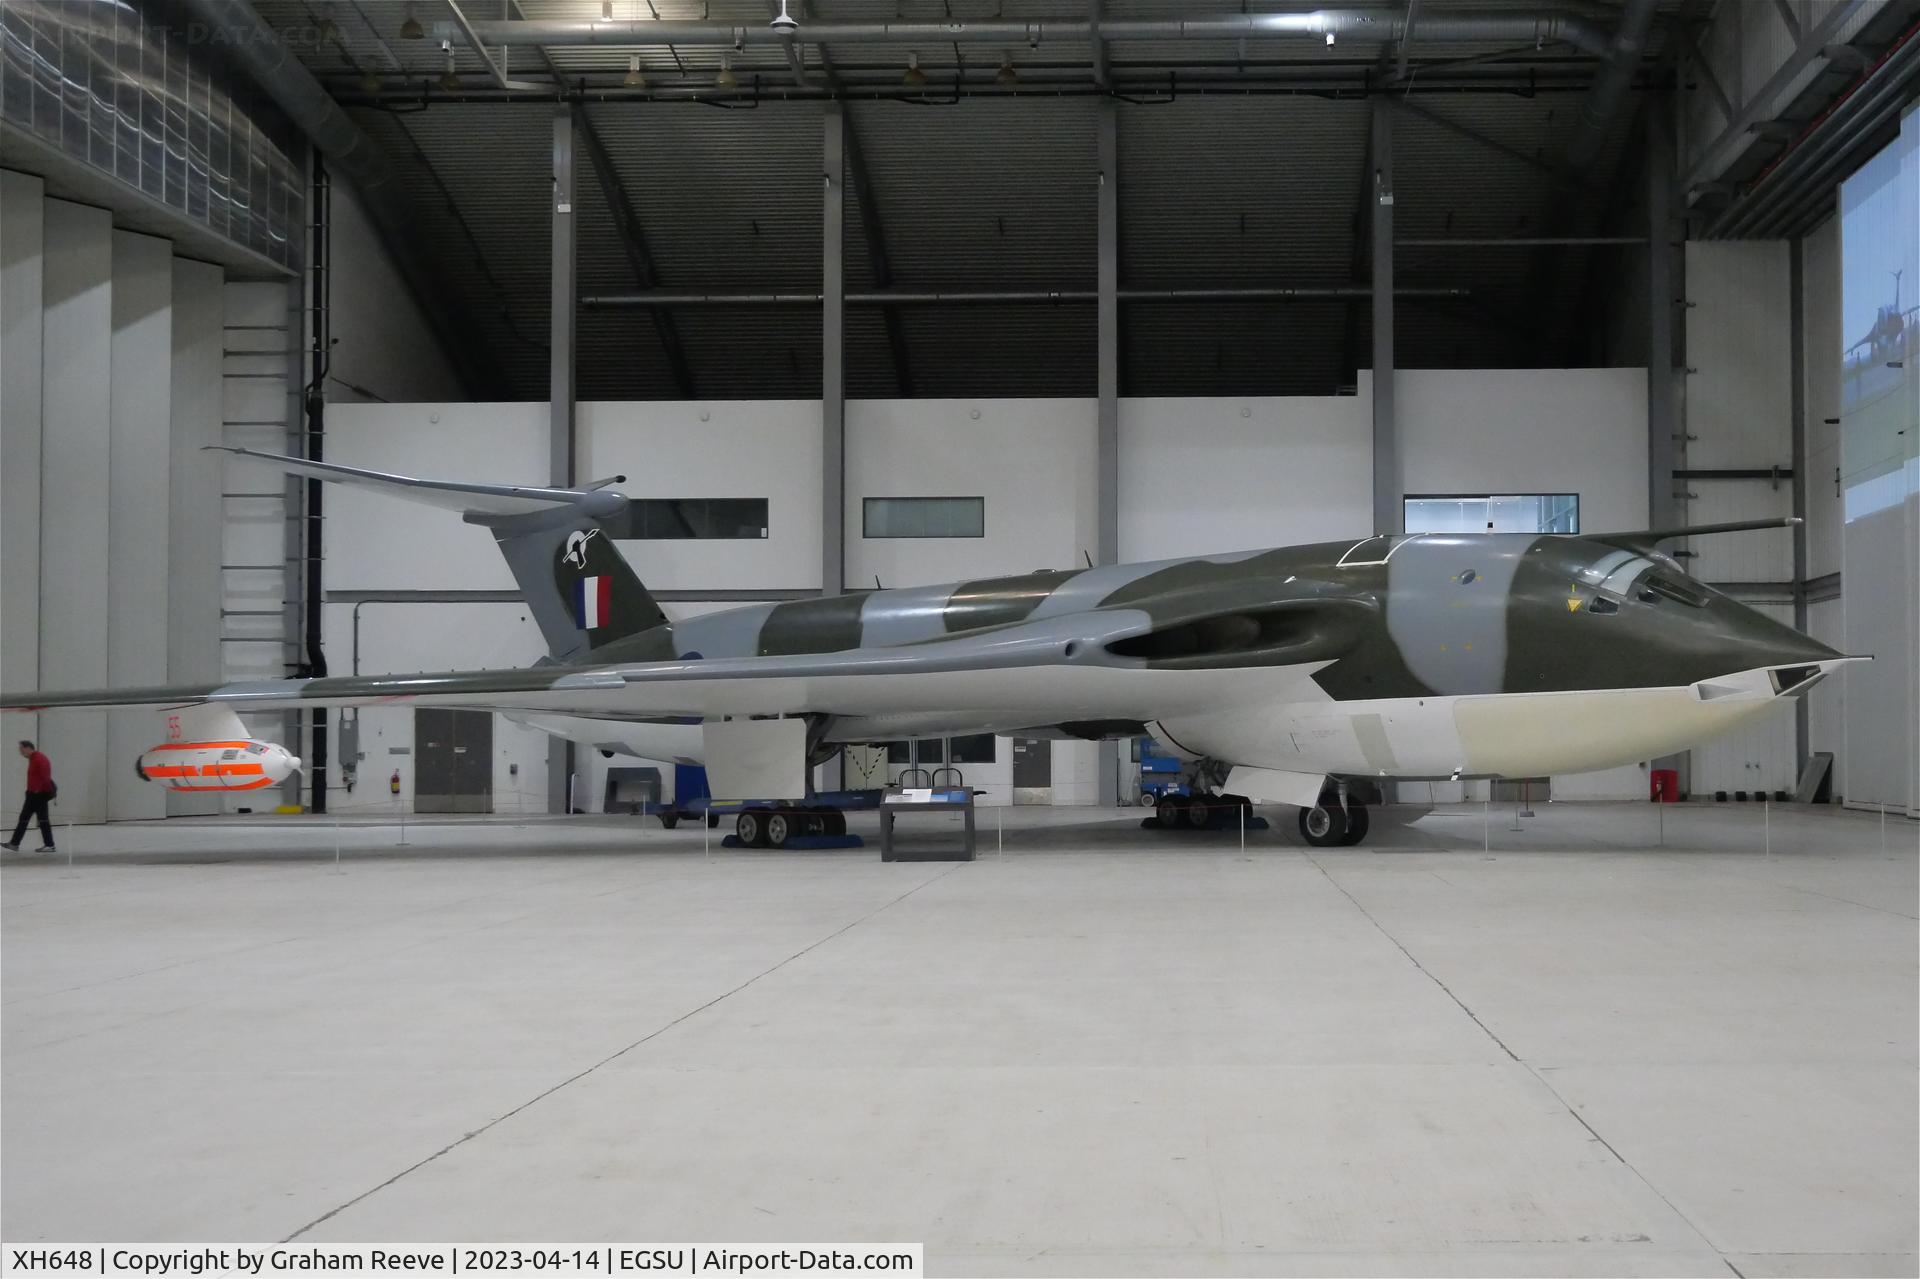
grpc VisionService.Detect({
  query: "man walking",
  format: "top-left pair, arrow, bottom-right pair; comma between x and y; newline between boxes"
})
4,740 -> 56,853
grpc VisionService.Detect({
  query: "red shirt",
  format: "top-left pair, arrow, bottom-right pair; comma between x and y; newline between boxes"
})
24,751 -> 52,794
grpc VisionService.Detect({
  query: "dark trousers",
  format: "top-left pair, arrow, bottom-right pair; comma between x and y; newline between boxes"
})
10,791 -> 53,846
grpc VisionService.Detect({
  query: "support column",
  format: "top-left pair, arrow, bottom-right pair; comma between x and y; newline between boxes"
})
822,106 -> 846,599
1645,103 -> 1680,532
1370,98 -> 1399,534
820,106 -> 847,793
1646,101 -> 1687,790
1789,236 -> 1809,774
1095,97 -> 1120,808
549,105 -> 577,813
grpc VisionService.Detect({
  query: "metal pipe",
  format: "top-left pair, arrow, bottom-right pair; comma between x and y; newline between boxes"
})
1563,0 -> 1656,174
1681,0 -> 1872,193
1708,20 -> 1920,239
304,161 -> 331,816
1398,236 -> 1648,246
335,77 -> 1608,104
464,12 -> 1611,56
582,285 -> 1472,307
1720,72 -> 1908,239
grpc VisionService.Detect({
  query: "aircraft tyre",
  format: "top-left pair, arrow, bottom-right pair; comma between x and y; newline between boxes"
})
736,811 -> 766,847
1156,794 -> 1187,828
1184,798 -> 1214,829
1337,803 -> 1370,846
1297,804 -> 1348,847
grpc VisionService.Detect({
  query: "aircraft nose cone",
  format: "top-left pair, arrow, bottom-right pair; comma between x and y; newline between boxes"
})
1723,599 -> 1843,670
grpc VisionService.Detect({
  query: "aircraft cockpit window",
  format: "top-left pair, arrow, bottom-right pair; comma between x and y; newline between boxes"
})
1587,596 -> 1620,615
1643,574 -> 1709,607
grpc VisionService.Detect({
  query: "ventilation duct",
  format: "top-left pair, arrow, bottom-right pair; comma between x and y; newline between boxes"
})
464,11 -> 1612,58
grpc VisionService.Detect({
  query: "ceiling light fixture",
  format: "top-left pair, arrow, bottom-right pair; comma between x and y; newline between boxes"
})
714,55 -> 737,90
399,3 -> 423,38
902,51 -> 927,88
996,53 -> 1016,85
438,43 -> 458,91
623,54 -> 646,88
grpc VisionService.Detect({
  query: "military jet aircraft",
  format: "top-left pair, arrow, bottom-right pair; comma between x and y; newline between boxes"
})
0,449 -> 1856,846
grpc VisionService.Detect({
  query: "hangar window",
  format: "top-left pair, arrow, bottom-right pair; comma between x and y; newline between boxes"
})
1404,493 -> 1579,535
864,497 -> 985,538
617,499 -> 768,539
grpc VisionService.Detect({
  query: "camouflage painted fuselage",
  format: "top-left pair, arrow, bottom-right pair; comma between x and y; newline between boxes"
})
551,531 -> 1839,779
594,532 -> 1833,701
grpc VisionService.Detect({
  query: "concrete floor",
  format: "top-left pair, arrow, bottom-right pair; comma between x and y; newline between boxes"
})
2,802 -> 1914,1276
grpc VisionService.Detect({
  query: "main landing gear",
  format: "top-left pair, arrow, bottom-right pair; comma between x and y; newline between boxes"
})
734,806 -> 848,849
1151,792 -> 1254,830
1296,797 -> 1370,847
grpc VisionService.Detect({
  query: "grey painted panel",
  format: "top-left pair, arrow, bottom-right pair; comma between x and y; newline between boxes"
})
858,584 -> 952,648
1386,532 -> 1525,696
673,604 -> 777,660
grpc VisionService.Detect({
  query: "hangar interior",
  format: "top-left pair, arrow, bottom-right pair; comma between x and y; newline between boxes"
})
3,0 -> 1918,822
1,0 -> 1918,1267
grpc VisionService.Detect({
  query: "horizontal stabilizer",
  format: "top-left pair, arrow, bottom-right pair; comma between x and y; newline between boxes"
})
208,447 -> 625,521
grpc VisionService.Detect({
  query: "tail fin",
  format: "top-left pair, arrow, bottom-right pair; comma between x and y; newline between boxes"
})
214,447 -> 666,663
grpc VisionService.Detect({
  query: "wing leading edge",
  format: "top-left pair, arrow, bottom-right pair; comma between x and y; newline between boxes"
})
2,599 -> 1366,728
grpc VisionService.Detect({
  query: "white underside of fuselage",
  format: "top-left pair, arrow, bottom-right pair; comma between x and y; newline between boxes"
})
511,659 -> 1839,782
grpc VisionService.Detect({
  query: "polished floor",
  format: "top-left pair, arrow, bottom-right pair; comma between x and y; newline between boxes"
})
2,802 -> 1915,1276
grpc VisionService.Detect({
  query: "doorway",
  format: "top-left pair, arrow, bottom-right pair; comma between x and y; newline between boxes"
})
414,708 -> 494,813
1012,737 -> 1052,805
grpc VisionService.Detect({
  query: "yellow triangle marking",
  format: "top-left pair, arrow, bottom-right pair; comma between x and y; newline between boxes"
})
1566,597 -> 1582,613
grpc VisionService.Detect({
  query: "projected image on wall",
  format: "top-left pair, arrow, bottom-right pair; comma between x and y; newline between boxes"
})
1838,102 -> 1920,815
1840,105 -> 1919,522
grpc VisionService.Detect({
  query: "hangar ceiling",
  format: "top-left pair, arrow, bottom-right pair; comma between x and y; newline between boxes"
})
240,0 -> 1687,400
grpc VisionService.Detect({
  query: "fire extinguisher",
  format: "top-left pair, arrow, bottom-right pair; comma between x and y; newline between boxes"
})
390,769 -> 402,796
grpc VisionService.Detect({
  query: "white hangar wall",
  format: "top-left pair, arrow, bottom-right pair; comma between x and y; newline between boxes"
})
318,371 -> 1651,811
0,173 -> 234,823
0,163 -> 489,823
